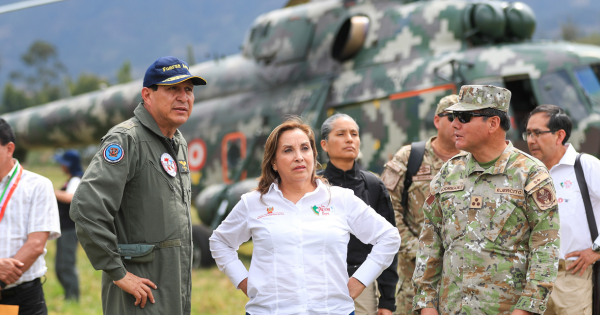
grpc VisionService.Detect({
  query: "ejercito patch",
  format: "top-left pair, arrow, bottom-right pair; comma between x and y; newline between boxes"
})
533,185 -> 557,210
525,172 -> 550,192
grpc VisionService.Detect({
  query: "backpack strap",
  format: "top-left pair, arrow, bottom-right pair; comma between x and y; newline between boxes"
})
401,141 -> 426,217
361,170 -> 381,208
575,153 -> 598,241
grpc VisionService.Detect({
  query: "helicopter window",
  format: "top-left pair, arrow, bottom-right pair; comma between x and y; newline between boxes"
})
574,65 -> 600,109
504,75 -> 537,134
537,70 -> 587,121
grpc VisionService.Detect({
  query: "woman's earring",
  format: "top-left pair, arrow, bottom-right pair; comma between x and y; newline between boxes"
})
272,165 -> 277,172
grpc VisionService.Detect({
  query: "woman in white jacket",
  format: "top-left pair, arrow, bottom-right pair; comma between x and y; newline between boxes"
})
210,117 -> 400,315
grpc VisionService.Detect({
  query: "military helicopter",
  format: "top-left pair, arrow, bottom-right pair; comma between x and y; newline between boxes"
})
3,0 -> 600,267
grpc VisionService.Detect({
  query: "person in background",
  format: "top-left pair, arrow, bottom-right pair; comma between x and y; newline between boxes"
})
525,105 -> 600,315
380,95 -> 461,315
0,118 -> 61,315
54,149 -> 83,302
210,117 -> 400,315
319,113 -> 398,315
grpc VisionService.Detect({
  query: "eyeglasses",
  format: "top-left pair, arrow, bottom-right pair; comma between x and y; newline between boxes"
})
451,112 -> 494,123
522,130 -> 555,141
437,113 -> 453,122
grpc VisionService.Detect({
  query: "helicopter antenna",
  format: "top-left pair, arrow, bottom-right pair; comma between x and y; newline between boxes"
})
0,0 -> 65,15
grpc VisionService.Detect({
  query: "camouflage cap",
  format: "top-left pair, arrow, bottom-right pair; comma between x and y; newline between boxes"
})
435,94 -> 459,115
446,85 -> 511,112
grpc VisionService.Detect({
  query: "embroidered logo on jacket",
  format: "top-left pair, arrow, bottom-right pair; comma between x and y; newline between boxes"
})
312,205 -> 334,216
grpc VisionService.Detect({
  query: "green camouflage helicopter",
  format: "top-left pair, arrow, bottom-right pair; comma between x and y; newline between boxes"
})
3,0 -> 600,267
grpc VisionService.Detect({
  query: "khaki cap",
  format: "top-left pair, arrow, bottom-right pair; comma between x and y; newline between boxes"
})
435,95 -> 459,115
446,85 -> 511,113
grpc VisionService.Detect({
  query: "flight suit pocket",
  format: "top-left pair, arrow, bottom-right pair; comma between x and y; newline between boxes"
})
148,160 -> 176,192
118,244 -> 155,264
483,201 -> 515,242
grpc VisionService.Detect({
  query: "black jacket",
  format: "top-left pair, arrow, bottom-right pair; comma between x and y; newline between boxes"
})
319,161 -> 399,312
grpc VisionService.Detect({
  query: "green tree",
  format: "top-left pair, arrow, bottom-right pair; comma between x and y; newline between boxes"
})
1,40 -> 68,113
70,73 -> 109,96
561,17 -> 580,41
116,60 -> 132,84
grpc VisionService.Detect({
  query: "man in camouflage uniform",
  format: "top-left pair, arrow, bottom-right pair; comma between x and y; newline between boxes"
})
413,85 -> 560,315
381,95 -> 462,315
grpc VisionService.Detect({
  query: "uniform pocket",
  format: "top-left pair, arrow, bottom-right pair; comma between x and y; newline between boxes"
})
483,201 -> 515,242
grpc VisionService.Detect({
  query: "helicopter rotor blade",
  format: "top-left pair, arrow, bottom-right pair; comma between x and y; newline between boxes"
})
0,0 -> 65,15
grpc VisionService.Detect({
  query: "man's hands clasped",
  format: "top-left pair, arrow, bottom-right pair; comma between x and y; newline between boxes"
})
0,258 -> 24,288
113,271 -> 157,308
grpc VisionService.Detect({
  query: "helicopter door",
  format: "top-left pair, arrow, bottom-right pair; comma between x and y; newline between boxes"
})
503,74 -> 537,152
221,132 -> 247,184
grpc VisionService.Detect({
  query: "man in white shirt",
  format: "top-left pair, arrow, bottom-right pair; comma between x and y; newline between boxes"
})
0,119 -> 61,315
525,104 -> 600,315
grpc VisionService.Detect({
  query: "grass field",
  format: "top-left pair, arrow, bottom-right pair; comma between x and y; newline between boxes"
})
26,164 -> 253,315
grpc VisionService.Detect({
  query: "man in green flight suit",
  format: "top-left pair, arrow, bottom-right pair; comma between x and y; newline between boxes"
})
413,85 -> 560,315
70,56 -> 206,315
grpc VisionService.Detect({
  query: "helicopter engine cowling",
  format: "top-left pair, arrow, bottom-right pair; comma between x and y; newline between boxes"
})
332,15 -> 369,62
195,179 -> 260,226
472,2 -> 506,40
505,2 -> 536,40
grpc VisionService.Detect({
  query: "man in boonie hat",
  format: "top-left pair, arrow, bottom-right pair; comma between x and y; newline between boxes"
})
382,94 -> 462,314
413,85 -> 560,315
70,56 -> 205,315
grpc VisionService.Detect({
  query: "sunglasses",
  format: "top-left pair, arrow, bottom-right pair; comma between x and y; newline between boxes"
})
437,113 -> 453,122
451,111 -> 495,123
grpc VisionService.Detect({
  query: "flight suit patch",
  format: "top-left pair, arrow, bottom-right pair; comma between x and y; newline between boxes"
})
533,185 -> 557,210
103,143 -> 124,164
381,162 -> 401,191
525,173 -> 550,192
178,160 -> 190,173
160,153 -> 177,177
470,196 -> 483,209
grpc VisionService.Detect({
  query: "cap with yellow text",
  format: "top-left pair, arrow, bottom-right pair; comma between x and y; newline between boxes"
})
446,85 -> 511,113
143,56 -> 207,88
435,94 -> 459,115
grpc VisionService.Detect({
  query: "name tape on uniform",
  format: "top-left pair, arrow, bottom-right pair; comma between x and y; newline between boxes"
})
494,188 -> 525,196
440,184 -> 464,193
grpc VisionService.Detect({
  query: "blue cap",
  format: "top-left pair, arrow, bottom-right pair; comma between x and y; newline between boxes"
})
55,150 -> 84,177
143,56 -> 207,88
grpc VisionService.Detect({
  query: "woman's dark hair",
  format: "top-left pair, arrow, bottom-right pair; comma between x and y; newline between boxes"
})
0,118 -> 16,146
526,105 -> 572,145
256,117 -> 325,197
480,108 -> 511,132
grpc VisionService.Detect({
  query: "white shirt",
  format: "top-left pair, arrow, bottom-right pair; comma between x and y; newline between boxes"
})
65,176 -> 81,194
210,180 -> 400,315
549,144 -> 600,259
0,161 -> 61,288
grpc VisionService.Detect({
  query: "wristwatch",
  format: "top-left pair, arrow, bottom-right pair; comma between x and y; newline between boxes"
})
593,240 -> 600,252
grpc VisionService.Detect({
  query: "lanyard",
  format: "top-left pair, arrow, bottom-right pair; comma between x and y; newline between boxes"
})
0,161 -> 23,224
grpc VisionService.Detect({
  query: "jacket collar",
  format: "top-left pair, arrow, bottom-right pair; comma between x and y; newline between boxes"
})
134,103 -> 183,143
465,141 -> 514,175
323,160 -> 359,181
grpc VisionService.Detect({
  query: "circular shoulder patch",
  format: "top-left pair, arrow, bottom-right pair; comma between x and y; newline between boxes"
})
103,143 -> 124,164
160,153 -> 177,177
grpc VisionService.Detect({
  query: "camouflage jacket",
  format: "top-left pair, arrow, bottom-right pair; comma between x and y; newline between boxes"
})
382,136 -> 444,262
413,142 -> 560,315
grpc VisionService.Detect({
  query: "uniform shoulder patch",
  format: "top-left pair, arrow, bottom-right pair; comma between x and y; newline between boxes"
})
532,184 -> 557,210
103,143 -> 124,164
524,172 -> 550,192
381,165 -> 401,191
